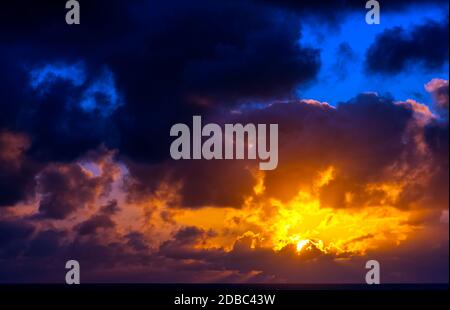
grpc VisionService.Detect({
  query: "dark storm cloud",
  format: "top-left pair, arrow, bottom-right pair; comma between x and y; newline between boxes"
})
0,0 -> 320,164
110,0 -> 321,162
0,132 -> 41,207
99,199 -> 120,215
0,57 -> 119,162
36,163 -> 99,219
180,14 -> 319,102
0,220 -> 34,248
0,220 -> 34,259
128,90 -> 449,211
76,215 -> 115,235
126,232 -> 150,252
35,156 -> 116,219
157,227 -> 449,283
0,215 -> 448,283
159,226 -> 223,261
259,94 -> 447,210
365,18 -> 449,74
424,120 -> 449,209
420,81 -> 448,209
24,229 -> 65,258
125,159 -> 255,208
75,200 -> 119,235
0,224 -> 153,283
256,0 -> 448,11
247,94 -> 415,206
254,0 -> 448,23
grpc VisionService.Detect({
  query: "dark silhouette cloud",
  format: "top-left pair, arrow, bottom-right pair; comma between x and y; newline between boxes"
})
0,220 -> 34,259
0,0 -> 321,164
0,131 -> 41,207
24,229 -> 65,258
126,93 -> 447,210
365,19 -> 449,74
35,151 -> 118,219
255,0 -> 448,12
76,200 -> 119,235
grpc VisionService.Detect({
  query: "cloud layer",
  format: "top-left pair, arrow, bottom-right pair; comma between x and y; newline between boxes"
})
0,0 -> 448,283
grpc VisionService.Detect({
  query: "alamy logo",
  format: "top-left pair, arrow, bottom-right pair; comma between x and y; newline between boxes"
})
65,260 -> 80,284
170,116 -> 278,170
65,0 -> 80,25
365,260 -> 380,284
365,0 -> 380,25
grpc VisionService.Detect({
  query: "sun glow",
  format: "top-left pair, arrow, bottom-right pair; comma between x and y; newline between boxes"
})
296,239 -> 311,252
173,166 -> 421,255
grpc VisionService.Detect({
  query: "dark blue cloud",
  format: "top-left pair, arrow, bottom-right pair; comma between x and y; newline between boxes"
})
365,18 -> 449,74
0,220 -> 34,258
30,62 -> 86,91
0,0 -> 321,164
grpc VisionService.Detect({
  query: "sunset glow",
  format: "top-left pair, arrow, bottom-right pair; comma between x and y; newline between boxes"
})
173,166 -> 418,256
0,0 -> 448,284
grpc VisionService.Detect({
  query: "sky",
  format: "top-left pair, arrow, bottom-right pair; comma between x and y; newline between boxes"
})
0,0 -> 449,283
